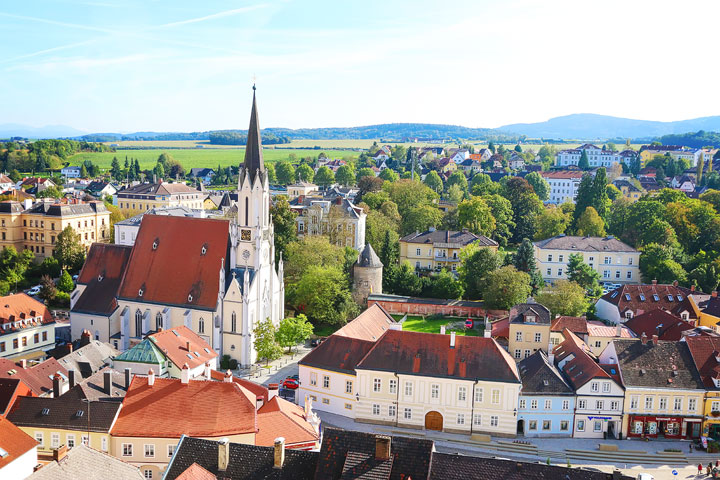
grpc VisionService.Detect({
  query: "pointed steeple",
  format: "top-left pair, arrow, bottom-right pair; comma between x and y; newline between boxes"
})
243,85 -> 265,180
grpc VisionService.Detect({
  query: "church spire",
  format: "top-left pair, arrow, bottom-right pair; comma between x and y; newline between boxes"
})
243,86 -> 265,178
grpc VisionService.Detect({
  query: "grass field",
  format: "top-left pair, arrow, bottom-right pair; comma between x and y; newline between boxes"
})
392,314 -> 482,336
68,147 -> 359,170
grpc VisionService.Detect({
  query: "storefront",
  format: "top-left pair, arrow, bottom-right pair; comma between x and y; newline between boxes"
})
627,415 -> 702,439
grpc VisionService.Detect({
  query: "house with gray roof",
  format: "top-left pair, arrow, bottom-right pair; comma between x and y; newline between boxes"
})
27,444 -> 143,480
290,196 -> 366,251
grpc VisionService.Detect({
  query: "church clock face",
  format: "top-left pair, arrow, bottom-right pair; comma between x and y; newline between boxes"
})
241,229 -> 251,241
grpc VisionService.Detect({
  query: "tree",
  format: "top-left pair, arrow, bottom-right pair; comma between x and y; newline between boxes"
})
38,274 -> 57,303
53,226 -> 85,271
335,165 -> 355,186
265,163 -> 277,183
291,265 -> 358,325
502,177 -> 543,243
572,174 -> 595,229
275,162 -> 295,185
575,206 -> 606,237
639,243 -> 687,284
514,144 -> 523,153
457,196 -> 495,236
525,171 -> 549,201
270,195 -> 297,263
488,141 -> 496,154
591,167 -> 610,220
80,164 -> 88,178
578,150 -> 589,170
423,269 -> 464,299
458,244 -> 502,299
481,266 -> 532,310
445,184 -> 464,204
253,318 -> 283,365
535,280 -> 589,317
513,238 -> 544,292
402,205 -> 442,235
275,314 -> 314,353
482,194 -> 514,246
567,253 -> 602,297
423,170 -> 443,193
700,189 -> 720,213
8,169 -> 20,183
356,168 -> 375,183
295,163 -> 314,183
153,162 -> 165,180
313,166 -> 334,187
36,186 -> 64,199
698,151 -> 705,186
378,168 -> 398,182
358,176 -> 383,195
388,261 -> 423,296
57,270 -> 74,293
446,171 -> 468,194
110,156 -> 122,180
534,205 -> 570,240
384,179 -> 439,218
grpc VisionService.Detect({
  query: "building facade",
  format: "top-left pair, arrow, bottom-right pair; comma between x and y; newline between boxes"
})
556,144 -> 637,168
115,182 -> 203,213
541,171 -> 584,204
291,196 -> 366,250
508,302 -> 552,361
0,294 -> 56,360
399,228 -> 498,273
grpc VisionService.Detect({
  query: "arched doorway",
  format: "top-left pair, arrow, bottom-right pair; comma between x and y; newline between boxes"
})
517,419 -> 525,435
425,411 -> 443,431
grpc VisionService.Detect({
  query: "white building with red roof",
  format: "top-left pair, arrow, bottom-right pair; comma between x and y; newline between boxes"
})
0,416 -> 38,479
0,293 -> 56,360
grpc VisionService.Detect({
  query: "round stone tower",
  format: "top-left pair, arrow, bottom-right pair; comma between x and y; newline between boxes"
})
352,243 -> 383,306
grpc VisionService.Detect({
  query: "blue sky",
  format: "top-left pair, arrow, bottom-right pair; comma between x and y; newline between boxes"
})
1,0 -> 719,132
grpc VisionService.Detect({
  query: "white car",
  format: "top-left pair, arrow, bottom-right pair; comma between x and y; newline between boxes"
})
27,286 -> 41,295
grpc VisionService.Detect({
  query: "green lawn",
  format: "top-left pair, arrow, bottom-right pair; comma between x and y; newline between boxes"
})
392,314 -> 483,336
67,147 -> 359,171
312,324 -> 338,337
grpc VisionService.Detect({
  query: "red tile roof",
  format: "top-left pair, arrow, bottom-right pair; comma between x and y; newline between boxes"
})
118,215 -> 230,310
73,243 -> 132,315
0,416 -> 37,469
209,370 -> 268,403
0,358 -> 67,396
299,336 -> 376,375
541,171 -> 585,179
0,378 -> 32,416
586,321 -> 636,339
599,283 -> 692,316
624,309 -> 695,341
176,463 -> 217,480
332,304 -> 396,342
256,396 -> 319,447
111,377 -> 257,438
149,326 -> 218,370
0,293 -> 52,326
685,336 -> 720,389
551,316 -> 588,335
490,317 -> 509,339
553,329 -> 612,389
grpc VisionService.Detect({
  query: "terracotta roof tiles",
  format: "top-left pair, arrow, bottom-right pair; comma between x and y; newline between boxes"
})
332,304 -> 395,342
599,283 -> 693,316
553,329 -> 611,389
256,396 -> 319,447
0,357 -> 68,396
149,326 -> 218,370
298,336 -> 376,375
73,243 -> 131,315
551,316 -> 588,335
0,416 -> 38,470
685,336 -> 720,389
624,309 -> 695,341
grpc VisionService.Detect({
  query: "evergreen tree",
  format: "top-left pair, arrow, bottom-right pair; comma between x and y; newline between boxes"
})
80,164 -> 88,178
488,141 -> 496,154
578,149 -> 590,170
572,174 -> 594,230
514,144 -> 522,153
110,156 -> 122,180
134,159 -> 141,179
513,238 -> 544,293
698,151 -> 705,185
591,167 -> 609,220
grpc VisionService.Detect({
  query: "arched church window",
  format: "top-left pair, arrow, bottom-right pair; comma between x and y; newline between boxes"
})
198,318 -> 205,334
135,310 -> 142,338
156,312 -> 163,330
231,312 -> 237,333
245,197 -> 249,226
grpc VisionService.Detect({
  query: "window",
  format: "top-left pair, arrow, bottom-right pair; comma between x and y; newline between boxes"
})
67,434 -> 75,448
373,378 -> 381,392
231,312 -> 237,332
547,255 -> 553,262
51,432 -> 60,448
101,436 -> 108,452
603,270 -> 610,278
167,444 -> 175,457
712,401 -> 720,412
404,381 -> 413,396
602,382 -> 610,393
388,405 -> 396,417
558,255 -> 564,262
534,332 -> 542,343
458,386 -> 467,402
543,420 -> 551,431
524,349 -> 531,358
322,375 -> 330,389
611,400 -> 619,411
457,413 -> 465,425
473,413 -> 482,426
416,248 -> 421,256
578,399 -> 587,409
659,397 -> 668,410
560,420 -> 569,431
519,399 -> 526,409
629,257 -> 634,265
345,403 -> 353,410
630,396 -> 639,409
322,398 -> 330,405
346,380 -> 353,394
310,372 -> 317,386
544,399 -> 552,410
514,349 -> 521,359
529,420 -> 537,430
595,400 -> 604,410
372,404 -> 380,416
431,384 -> 439,399
689,398 -> 697,412
645,396 -> 653,410
590,382 -> 599,392
615,270 -> 620,279
547,268 -> 551,276
491,389 -> 500,404
389,379 -> 397,394
558,268 -> 563,276
674,397 -> 682,411
144,469 -> 153,479
12,339 -> 17,350
34,432 -> 43,446
604,257 -> 611,265
490,416 -> 498,427
594,421 -> 603,432
475,388 -> 483,403
404,408 -> 412,420
562,400 -> 569,410
144,444 -> 155,458
198,318 -> 204,334
576,420 -> 585,432
530,399 -> 538,409
515,332 -> 522,342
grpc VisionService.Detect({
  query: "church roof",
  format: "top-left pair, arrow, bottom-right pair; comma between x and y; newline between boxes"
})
240,88 -> 265,185
356,243 -> 382,268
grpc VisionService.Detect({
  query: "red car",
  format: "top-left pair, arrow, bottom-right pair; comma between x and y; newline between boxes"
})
282,378 -> 299,390
465,318 -> 474,329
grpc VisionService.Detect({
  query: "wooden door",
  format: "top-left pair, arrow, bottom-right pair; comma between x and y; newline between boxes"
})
425,411 -> 443,431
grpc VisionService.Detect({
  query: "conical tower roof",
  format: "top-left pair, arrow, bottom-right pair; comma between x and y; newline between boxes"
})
240,86 -> 265,184
357,243 -> 383,268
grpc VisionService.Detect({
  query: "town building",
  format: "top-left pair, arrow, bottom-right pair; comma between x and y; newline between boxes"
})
20,177 -> 57,194
549,315 -> 588,347
516,350 -> 575,437
613,179 -> 644,202
112,205 -> 210,246
354,329 -> 521,437
290,195 -> 366,250
639,145 -> 697,168
189,168 -> 215,185
0,416 -> 39,479
600,337 -> 704,440
458,158 -> 482,175
27,443 -> 144,480
0,378 -> 33,416
670,174 -> 696,192
685,336 -> 720,440
0,357 -> 68,397
624,309 -> 703,341
0,200 -> 110,258
586,321 -> 636,357
369,293 -> 500,318
556,144 -> 637,168
553,329 -> 624,438
115,182 -> 203,212
595,281 -> 693,324
286,181 -> 318,198
541,171 -> 584,204
0,293 -> 56,360
351,243 -> 383,306
56,338 -> 118,379
534,235 -> 640,285
85,181 -> 117,198
399,228 -> 497,273
508,302 -> 552,361
61,166 -> 83,178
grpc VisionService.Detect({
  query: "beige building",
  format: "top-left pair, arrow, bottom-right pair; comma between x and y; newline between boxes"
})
0,200 -> 110,258
115,182 -> 203,213
0,293 -> 56,360
399,228 -> 498,274
290,196 -> 366,250
354,329 -> 521,437
534,235 -> 640,285
586,320 -> 636,356
508,302 -> 552,361
286,182 -> 318,198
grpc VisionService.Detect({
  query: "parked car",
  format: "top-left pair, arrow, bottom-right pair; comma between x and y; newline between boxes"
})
27,286 -> 41,295
282,378 -> 299,390
464,319 -> 474,329
310,337 -> 327,348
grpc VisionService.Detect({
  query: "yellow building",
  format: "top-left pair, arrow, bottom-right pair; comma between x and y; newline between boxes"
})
613,180 -> 644,202
0,200 -> 110,259
639,146 -> 696,169
685,336 -> 720,439
399,228 -> 498,274
683,293 -> 720,332
115,182 -> 203,213
508,302 -> 552,361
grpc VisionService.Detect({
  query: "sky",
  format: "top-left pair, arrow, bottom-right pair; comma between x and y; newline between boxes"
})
1,0 -> 719,133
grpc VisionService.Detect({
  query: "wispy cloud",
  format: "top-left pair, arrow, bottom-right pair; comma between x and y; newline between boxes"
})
158,4 -> 268,29
0,11 -> 115,33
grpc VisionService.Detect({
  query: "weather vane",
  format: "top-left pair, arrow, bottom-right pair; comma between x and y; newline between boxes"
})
252,74 -> 256,91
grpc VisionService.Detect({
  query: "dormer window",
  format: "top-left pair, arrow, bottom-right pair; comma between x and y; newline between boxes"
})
678,295 -> 684,301
152,238 -> 159,250
624,294 -> 631,301
653,294 -> 659,302
639,294 -> 646,301
187,294 -> 193,302
201,244 -> 207,255
667,295 -> 674,301
526,315 -> 536,323
138,288 -> 144,297
97,275 -> 103,282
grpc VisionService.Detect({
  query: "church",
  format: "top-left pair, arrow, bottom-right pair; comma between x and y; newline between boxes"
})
69,89 -> 285,366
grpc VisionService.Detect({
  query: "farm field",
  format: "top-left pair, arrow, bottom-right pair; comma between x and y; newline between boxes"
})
68,147 -> 359,170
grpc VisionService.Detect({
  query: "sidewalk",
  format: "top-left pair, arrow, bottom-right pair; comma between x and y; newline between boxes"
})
233,344 -> 313,386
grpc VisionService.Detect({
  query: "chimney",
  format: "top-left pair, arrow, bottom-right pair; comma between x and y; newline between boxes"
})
641,333 -> 648,345
223,370 -> 233,383
304,395 -> 314,420
67,343 -> 73,353
713,291 -> 718,298
651,279 -> 657,285
186,341 -> 192,352
691,285 -> 696,292
68,369 -> 76,389
52,444 -> 68,462
20,359 -> 27,369
375,435 -> 391,460
204,361 -> 211,379
273,437 -> 286,469
181,363 -> 190,384
124,368 -> 132,390
616,323 -> 622,338
484,329 -> 491,338
268,383 -> 279,401
450,331 -> 456,348
651,334 -> 658,345
148,369 -> 155,386
53,373 -> 61,398
440,325 -> 446,335
218,438 -> 230,472
80,329 -> 91,347
673,280 -> 678,287
104,370 -> 112,395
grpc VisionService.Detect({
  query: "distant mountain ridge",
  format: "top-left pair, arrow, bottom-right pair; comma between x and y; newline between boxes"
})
0,123 -> 87,139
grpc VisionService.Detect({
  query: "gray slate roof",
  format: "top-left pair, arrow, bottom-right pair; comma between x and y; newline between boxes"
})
534,235 -> 637,252
613,339 -> 704,390
400,229 -> 497,247
57,340 -> 118,379
356,243 -> 382,268
518,350 -> 573,395
27,444 -> 143,480
25,202 -> 107,217
509,302 -> 551,325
